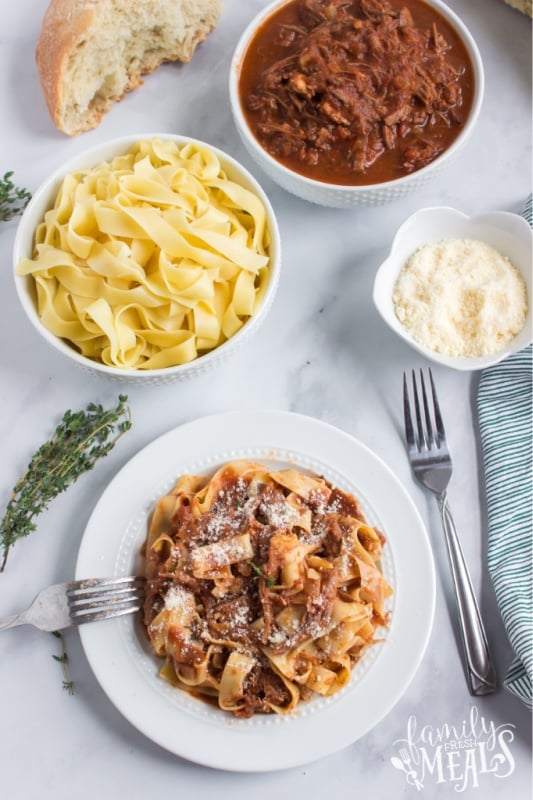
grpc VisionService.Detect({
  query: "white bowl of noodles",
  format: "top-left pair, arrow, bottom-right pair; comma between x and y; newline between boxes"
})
13,134 -> 281,385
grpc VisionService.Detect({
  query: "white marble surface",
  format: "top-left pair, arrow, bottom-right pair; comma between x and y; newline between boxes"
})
0,1 -> 531,797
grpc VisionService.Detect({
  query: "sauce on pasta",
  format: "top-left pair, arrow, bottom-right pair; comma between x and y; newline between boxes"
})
143,460 -> 392,717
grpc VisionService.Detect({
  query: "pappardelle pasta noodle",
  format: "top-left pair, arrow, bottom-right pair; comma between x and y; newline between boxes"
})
143,460 -> 393,717
17,139 -> 271,370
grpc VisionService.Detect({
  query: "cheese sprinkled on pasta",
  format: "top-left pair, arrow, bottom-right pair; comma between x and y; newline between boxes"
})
143,460 -> 392,717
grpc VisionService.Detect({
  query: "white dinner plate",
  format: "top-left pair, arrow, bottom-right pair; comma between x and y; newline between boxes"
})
76,410 -> 435,772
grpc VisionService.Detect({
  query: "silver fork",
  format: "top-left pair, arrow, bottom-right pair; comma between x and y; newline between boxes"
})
0,576 -> 145,632
403,369 -> 497,696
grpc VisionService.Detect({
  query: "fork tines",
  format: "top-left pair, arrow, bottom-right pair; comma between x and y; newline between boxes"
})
67,576 -> 146,625
403,368 -> 447,453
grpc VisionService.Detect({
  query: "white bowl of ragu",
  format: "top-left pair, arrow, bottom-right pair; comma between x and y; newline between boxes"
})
229,0 -> 484,208
13,134 -> 281,386
372,206 -> 532,371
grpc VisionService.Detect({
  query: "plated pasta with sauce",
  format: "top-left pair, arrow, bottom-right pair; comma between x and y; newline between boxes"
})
143,459 -> 393,717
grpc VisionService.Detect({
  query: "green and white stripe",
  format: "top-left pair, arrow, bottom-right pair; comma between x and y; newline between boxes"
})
523,194 -> 532,227
477,195 -> 532,708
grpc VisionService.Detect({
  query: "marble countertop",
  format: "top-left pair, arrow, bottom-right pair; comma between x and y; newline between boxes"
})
0,1 -> 531,798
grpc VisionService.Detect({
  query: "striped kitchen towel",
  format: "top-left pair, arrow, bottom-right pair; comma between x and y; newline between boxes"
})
477,196 -> 532,708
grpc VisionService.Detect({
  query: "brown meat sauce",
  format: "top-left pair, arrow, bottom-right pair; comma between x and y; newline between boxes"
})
143,470 -> 375,718
239,0 -> 475,185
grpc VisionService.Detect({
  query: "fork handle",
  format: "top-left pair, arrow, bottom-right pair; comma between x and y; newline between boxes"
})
437,493 -> 498,696
0,614 -> 25,631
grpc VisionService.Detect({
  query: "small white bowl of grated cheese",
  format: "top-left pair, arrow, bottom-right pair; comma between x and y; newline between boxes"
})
373,206 -> 532,371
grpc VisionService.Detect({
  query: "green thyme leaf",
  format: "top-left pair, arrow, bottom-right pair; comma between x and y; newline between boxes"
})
250,562 -> 276,587
0,171 -> 31,221
51,631 -> 74,695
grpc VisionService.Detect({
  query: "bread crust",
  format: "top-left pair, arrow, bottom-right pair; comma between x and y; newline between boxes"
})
502,0 -> 532,15
36,0 -> 98,134
36,0 -> 222,135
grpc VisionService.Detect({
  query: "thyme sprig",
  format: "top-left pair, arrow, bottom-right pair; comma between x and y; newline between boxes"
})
0,171 -> 31,221
250,562 -> 276,587
1,395 -> 132,571
51,631 -> 74,695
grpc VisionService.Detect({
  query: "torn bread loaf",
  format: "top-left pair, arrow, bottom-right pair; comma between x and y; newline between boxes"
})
503,0 -> 532,15
36,0 -> 222,135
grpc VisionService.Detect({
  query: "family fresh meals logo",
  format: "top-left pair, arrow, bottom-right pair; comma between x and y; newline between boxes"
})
390,705 -> 516,792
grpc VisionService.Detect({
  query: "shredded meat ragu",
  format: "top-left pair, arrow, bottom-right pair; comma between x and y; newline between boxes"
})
144,461 -> 392,718
241,0 -> 474,183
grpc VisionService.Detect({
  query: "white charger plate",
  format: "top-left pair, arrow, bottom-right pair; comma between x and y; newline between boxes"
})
75,410 -> 435,772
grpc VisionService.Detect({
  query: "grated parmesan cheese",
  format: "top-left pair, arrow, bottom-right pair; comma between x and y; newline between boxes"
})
261,498 -> 298,528
392,239 -> 528,357
164,585 -> 192,612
